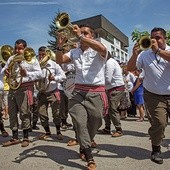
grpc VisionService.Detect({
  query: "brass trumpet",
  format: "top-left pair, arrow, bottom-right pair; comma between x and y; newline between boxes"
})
138,36 -> 152,50
55,12 -> 78,50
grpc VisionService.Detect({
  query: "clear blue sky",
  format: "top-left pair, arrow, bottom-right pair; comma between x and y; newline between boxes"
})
0,0 -> 170,55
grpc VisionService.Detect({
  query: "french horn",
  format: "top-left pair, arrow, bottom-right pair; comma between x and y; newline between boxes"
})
0,45 -> 14,64
7,47 -> 36,90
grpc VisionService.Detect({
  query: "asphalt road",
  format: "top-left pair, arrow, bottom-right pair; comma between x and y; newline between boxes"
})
0,111 -> 170,170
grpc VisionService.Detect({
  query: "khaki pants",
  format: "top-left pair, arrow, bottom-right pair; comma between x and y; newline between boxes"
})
37,90 -> 61,128
144,89 -> 170,146
8,86 -> 33,131
68,89 -> 105,149
104,90 -> 125,130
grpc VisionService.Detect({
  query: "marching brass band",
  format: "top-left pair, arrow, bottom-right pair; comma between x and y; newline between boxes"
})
1,12 -> 170,170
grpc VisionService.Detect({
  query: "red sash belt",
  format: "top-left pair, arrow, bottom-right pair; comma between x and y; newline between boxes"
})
20,82 -> 34,88
108,85 -> 125,93
75,84 -> 108,116
75,84 -> 105,92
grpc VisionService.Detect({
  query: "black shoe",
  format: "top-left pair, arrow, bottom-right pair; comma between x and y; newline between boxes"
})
151,151 -> 163,164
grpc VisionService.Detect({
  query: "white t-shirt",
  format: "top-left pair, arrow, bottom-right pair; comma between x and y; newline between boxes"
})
66,47 -> 108,86
105,58 -> 124,90
137,45 -> 170,95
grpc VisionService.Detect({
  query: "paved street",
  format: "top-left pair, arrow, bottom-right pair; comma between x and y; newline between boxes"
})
0,111 -> 170,170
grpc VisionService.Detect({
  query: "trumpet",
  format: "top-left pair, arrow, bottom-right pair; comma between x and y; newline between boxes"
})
55,12 -> 78,50
138,36 -> 152,50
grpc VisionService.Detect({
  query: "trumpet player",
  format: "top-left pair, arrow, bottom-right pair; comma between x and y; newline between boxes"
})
56,23 -> 108,170
37,46 -> 66,140
1,39 -> 43,147
127,27 -> 170,164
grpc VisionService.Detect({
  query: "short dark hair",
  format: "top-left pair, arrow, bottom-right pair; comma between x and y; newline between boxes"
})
38,46 -> 46,52
15,39 -> 27,48
79,24 -> 95,37
151,27 -> 166,38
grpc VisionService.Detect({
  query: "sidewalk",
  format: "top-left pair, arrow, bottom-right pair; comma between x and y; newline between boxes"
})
0,113 -> 170,170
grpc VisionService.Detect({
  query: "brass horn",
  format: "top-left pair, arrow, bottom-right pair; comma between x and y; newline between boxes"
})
7,47 -> 36,90
24,47 -> 36,64
35,48 -> 53,92
55,12 -> 78,48
55,12 -> 72,29
0,45 -> 14,64
138,36 -> 152,50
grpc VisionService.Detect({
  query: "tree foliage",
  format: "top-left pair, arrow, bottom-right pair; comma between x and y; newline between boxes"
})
47,12 -> 61,51
131,29 -> 170,45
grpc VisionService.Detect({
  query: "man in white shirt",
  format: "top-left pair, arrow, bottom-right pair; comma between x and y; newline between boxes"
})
98,55 -> 125,137
2,39 -> 43,147
56,24 -> 108,170
37,46 -> 66,140
128,27 -> 170,164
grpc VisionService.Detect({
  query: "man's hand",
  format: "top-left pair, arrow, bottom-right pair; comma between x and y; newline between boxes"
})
151,39 -> 159,53
132,42 -> 142,56
20,68 -> 27,77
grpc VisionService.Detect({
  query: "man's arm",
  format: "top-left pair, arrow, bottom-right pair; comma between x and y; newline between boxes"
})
55,32 -> 72,64
127,43 -> 141,71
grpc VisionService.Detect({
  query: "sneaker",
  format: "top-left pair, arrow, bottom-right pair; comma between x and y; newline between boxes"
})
151,151 -> 163,164
2,138 -> 20,147
111,131 -> 123,137
1,131 -> 9,137
21,138 -> 30,147
87,160 -> 97,170
97,128 -> 110,134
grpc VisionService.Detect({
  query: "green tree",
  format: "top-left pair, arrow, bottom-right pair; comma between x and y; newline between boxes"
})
131,29 -> 170,46
47,12 -> 60,51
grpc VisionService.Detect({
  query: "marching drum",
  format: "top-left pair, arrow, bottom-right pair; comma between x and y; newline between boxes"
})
63,72 -> 75,98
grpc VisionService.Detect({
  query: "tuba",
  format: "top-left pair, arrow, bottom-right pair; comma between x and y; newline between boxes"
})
0,45 -> 14,64
55,12 -> 78,51
7,47 -> 36,90
35,48 -> 53,92
138,36 -> 152,50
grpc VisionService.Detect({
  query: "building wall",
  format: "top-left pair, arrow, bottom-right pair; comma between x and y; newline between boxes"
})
97,37 -> 129,63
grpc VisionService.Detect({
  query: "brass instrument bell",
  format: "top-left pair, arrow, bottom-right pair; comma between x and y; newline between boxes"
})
24,47 -> 36,64
0,45 -> 14,63
138,36 -> 152,50
55,12 -> 78,50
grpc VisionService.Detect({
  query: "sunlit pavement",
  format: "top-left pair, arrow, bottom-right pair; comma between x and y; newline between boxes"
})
0,111 -> 170,170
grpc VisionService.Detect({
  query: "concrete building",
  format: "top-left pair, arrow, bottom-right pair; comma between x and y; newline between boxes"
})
73,15 -> 129,63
